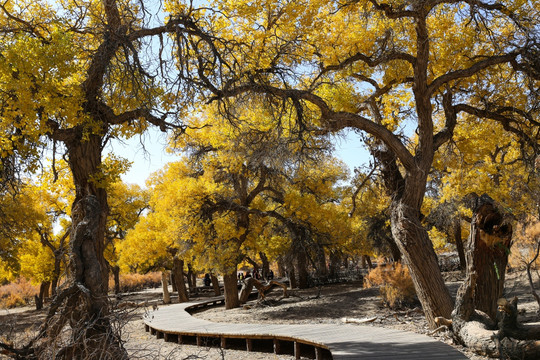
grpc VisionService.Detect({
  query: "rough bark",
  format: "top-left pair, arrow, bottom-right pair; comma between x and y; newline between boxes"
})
172,257 -> 189,303
390,198 -> 455,327
161,271 -> 171,304
469,196 -> 513,320
223,268 -> 239,309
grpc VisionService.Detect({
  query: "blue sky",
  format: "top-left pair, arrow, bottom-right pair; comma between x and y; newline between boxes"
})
108,128 -> 371,187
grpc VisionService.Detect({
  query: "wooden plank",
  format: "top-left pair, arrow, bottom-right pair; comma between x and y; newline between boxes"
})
143,299 -> 469,360
294,341 -> 301,360
273,338 -> 281,354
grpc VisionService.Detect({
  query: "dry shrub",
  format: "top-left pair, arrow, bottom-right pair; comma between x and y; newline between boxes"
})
364,263 -> 416,308
109,272 -> 161,293
509,220 -> 540,270
0,278 -> 39,308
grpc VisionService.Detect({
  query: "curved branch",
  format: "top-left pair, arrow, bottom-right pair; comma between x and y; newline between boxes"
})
428,53 -> 518,95
216,83 -> 416,170
455,104 -> 539,150
433,91 -> 458,151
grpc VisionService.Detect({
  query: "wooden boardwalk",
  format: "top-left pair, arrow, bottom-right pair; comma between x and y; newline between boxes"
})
143,297 -> 469,359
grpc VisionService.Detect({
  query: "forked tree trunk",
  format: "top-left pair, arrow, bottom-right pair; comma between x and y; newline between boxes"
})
223,268 -> 239,309
210,273 -> 221,296
172,257 -> 189,302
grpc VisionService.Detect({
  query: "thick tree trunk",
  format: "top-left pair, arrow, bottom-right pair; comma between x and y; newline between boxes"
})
469,196 -> 513,320
172,257 -> 189,302
391,200 -> 454,328
223,268 -> 239,309
161,271 -> 171,304
210,273 -> 221,296
35,133 -> 127,359
296,249 -> 309,289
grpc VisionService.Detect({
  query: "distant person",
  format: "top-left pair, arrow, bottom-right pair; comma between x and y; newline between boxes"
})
204,273 -> 211,286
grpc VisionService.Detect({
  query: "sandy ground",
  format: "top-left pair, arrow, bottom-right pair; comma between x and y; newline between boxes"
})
1,270 -> 539,359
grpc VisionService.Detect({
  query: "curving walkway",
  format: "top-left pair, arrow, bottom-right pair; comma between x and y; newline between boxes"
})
143,297 -> 468,359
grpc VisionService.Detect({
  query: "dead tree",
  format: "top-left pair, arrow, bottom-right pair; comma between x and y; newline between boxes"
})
437,194 -> 540,359
239,277 -> 288,304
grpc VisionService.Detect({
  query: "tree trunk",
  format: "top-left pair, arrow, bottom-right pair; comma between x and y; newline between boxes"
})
223,268 -> 239,309
328,251 -> 341,279
239,278 -> 253,304
390,199 -> 454,328
316,246 -> 328,278
453,217 -> 466,270
245,256 -> 260,278
38,133 -> 125,359
296,249 -> 309,289
210,273 -> 221,296
40,281 -> 50,301
288,265 -> 297,289
170,272 -> 177,292
161,271 -> 171,304
51,253 -> 61,296
111,265 -> 120,295
259,252 -> 270,280
277,258 -> 285,278
361,255 -> 373,269
469,196 -> 513,320
172,257 -> 189,303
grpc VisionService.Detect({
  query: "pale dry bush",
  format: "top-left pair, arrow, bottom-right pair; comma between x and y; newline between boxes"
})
364,263 -> 416,308
508,220 -> 540,270
108,272 -> 161,293
0,278 -> 38,308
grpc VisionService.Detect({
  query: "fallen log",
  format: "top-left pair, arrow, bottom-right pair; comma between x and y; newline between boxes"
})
239,277 -> 288,303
